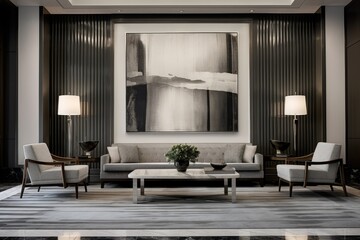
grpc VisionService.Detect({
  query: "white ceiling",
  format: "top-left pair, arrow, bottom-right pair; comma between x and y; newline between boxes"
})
10,0 -> 352,14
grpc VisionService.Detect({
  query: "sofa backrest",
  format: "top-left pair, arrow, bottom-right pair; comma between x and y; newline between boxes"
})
112,143 -> 251,163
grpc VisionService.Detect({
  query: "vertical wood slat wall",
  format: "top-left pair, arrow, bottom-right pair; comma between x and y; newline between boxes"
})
49,15 -> 113,157
47,14 -> 324,158
251,15 -> 323,156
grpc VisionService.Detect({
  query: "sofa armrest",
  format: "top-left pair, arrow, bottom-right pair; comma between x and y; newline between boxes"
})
100,154 -> 110,172
254,153 -> 264,170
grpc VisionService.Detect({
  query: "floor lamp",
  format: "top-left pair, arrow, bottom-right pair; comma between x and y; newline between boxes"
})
284,95 -> 307,155
58,95 -> 81,157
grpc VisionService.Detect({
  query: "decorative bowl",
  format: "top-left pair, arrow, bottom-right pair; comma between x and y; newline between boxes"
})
210,162 -> 227,170
270,140 -> 290,155
79,141 -> 99,152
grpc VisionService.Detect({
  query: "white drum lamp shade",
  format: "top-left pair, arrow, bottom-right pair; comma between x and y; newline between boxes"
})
284,95 -> 307,116
58,95 -> 81,116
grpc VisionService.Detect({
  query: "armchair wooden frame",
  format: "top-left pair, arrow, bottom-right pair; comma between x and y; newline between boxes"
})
284,153 -> 313,164
21,158 -> 87,199
278,157 -> 348,197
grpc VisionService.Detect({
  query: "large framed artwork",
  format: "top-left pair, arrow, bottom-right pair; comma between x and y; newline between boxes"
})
126,32 -> 239,132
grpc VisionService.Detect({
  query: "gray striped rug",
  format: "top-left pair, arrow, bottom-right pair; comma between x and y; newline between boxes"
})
0,185 -> 359,230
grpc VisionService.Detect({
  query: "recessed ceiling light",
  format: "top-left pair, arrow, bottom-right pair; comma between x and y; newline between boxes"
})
179,10 -> 184,13
250,9 -> 254,13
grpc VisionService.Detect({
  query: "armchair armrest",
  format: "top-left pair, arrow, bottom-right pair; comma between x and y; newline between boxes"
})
51,154 -> 78,164
254,153 -> 264,170
100,154 -> 110,173
303,158 -> 343,187
285,153 -> 313,164
24,159 -> 67,187
27,158 -> 65,166
305,158 -> 342,165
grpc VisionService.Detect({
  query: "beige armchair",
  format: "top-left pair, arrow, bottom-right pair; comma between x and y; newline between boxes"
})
21,143 -> 88,199
277,142 -> 347,197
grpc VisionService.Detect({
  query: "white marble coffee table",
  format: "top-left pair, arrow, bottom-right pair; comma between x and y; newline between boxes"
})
128,168 -> 240,203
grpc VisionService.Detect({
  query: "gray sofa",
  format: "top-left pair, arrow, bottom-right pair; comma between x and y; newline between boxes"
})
100,143 -> 264,188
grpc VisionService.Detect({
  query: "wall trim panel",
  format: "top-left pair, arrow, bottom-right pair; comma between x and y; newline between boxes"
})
44,14 -> 325,158
49,15 -> 113,157
252,14 -> 324,156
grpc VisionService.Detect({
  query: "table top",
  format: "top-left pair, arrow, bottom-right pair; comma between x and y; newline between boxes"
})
128,168 -> 240,179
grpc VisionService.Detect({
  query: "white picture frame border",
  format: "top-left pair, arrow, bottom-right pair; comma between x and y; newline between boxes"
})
114,23 -> 250,143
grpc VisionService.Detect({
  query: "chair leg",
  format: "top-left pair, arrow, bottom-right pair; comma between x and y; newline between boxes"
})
342,183 -> 348,197
38,186 -> 41,192
83,180 -> 88,192
330,185 -> 334,192
20,184 -> 26,198
278,178 -> 282,192
20,165 -> 28,199
339,162 -> 348,197
75,184 -> 79,199
289,182 -> 293,197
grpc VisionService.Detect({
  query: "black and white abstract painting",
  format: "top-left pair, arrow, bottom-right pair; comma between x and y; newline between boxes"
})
126,32 -> 238,132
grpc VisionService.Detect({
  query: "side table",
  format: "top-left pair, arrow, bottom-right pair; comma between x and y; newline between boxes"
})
264,155 -> 289,184
76,156 -> 100,184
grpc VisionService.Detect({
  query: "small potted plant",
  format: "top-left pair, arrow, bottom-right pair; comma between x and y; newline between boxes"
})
165,144 -> 200,172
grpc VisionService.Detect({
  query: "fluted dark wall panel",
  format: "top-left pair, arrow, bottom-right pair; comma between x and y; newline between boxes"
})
49,15 -> 113,157
44,14 -> 324,158
251,14 -> 325,156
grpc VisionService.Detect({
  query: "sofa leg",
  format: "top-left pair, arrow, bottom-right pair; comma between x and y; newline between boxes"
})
330,185 -> 334,192
259,179 -> 264,187
101,181 -> 105,188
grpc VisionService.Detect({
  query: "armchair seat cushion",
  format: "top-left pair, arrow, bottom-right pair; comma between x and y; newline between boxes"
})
31,165 -> 89,185
277,164 -> 336,184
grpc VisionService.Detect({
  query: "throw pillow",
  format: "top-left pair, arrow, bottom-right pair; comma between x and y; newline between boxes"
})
118,145 -> 139,163
224,144 -> 245,163
107,146 -> 121,163
243,145 -> 257,163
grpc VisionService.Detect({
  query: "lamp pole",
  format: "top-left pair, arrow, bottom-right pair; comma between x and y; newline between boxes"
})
67,115 -> 72,158
293,115 -> 298,156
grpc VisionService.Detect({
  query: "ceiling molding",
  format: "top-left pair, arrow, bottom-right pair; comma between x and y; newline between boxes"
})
10,0 -> 352,14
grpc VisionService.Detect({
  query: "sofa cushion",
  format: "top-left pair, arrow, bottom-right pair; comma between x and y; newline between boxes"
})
224,144 -> 245,163
107,146 -> 121,163
103,162 -> 261,172
243,145 -> 257,163
104,163 -> 174,171
118,145 -> 140,163
226,163 -> 261,171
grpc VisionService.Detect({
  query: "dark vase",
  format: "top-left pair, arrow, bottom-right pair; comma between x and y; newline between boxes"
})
174,159 -> 189,172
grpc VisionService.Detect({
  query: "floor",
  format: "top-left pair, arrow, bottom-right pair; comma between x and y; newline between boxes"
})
0,183 -> 359,240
